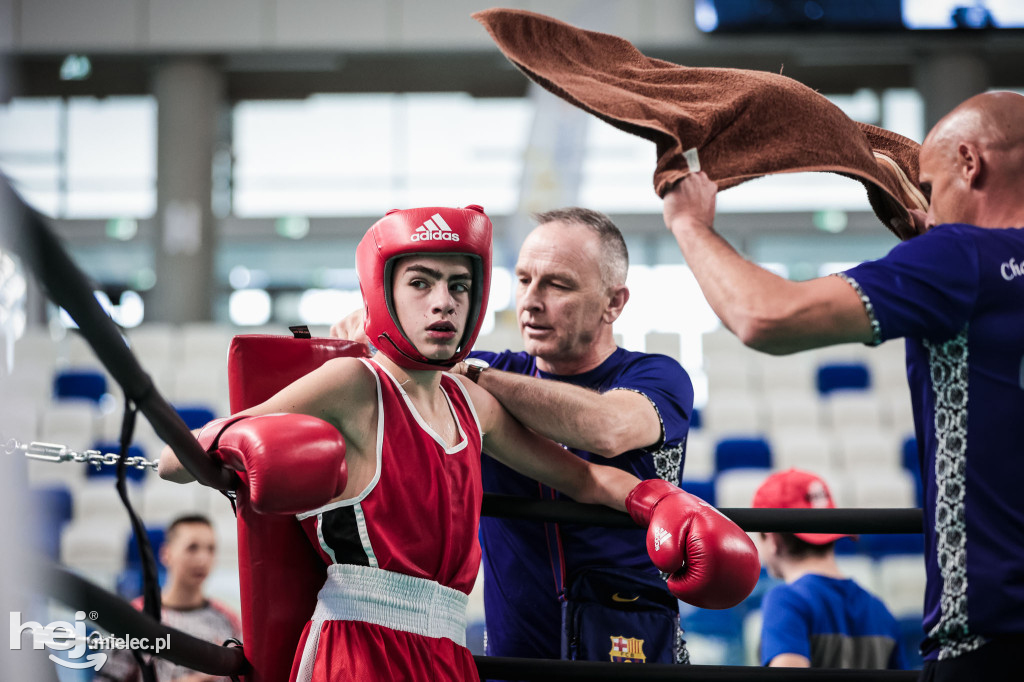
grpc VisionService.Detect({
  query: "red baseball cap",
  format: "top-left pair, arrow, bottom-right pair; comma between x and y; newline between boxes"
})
752,468 -> 850,545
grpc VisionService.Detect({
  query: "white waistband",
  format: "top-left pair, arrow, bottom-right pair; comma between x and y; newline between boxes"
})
295,565 -> 469,682
313,564 -> 468,645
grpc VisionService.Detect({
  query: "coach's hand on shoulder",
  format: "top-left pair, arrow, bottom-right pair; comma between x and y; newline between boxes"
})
626,479 -> 760,609
197,414 -> 348,515
329,308 -> 369,347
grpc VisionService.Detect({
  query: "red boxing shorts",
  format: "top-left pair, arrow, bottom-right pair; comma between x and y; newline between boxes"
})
289,564 -> 477,682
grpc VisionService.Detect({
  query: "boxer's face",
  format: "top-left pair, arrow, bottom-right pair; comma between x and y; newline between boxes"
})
392,254 -> 473,361
515,221 -> 610,365
161,522 -> 216,590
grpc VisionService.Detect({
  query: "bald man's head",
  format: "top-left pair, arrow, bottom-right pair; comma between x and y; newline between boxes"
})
919,91 -> 1024,229
926,91 -> 1024,156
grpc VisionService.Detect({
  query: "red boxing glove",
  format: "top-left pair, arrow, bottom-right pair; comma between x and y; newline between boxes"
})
626,479 -> 760,609
197,414 -> 347,515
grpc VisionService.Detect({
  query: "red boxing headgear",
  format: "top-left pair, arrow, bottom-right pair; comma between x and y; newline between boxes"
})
355,205 -> 493,371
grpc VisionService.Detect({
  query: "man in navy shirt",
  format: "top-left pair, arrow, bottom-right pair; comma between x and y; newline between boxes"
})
752,469 -> 903,669
661,91 -> 1024,680
458,208 -> 693,665
333,207 -> 694,666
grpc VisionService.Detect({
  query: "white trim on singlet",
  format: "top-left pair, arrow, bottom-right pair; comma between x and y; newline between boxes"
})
373,359 -> 469,455
444,371 -> 483,449
296,357 -> 385,520
315,515 -> 337,564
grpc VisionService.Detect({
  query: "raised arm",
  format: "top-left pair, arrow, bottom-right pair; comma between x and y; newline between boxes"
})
662,172 -> 876,355
157,357 -> 374,486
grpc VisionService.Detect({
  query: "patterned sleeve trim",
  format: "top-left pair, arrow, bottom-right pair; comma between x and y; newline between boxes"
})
834,272 -> 883,346
607,387 -> 666,451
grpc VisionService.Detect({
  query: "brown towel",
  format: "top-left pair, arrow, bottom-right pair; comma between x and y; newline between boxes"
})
473,8 -> 927,240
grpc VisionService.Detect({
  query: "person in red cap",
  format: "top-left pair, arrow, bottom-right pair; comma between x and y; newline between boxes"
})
752,468 -> 904,669
159,205 -> 760,682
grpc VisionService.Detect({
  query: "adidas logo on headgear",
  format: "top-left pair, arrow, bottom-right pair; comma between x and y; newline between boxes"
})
410,213 -> 461,242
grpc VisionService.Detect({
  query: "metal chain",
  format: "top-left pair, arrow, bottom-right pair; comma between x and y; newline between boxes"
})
3,436 -> 160,471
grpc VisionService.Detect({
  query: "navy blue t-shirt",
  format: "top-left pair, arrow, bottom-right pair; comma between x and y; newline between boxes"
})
471,347 -> 693,660
841,224 -> 1024,661
760,574 -> 904,669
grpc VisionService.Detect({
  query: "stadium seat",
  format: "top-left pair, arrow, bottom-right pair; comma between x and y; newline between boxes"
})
877,555 -> 927,619
701,391 -> 764,435
816,362 -> 870,395
85,442 -> 149,482
714,469 -> 773,508
858,533 -> 925,558
682,431 -> 715,480
175,405 -> 217,430
897,615 -> 925,670
53,368 -> 108,404
30,485 -> 74,560
680,478 -> 716,507
715,437 -> 772,472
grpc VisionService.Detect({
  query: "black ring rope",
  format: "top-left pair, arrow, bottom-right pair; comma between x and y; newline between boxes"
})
474,657 -> 918,680
0,177 -> 235,491
44,561 -> 250,676
483,494 -> 924,534
1,176 -> 924,680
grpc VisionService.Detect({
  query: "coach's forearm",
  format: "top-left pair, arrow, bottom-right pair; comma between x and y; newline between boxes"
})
475,368 -> 658,457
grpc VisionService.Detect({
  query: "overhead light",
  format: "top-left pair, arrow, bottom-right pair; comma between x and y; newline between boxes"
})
275,216 -> 310,240
60,54 -> 92,81
105,217 -> 138,241
813,210 -> 848,234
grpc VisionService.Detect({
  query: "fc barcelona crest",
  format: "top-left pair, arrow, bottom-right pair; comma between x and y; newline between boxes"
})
609,635 -> 646,663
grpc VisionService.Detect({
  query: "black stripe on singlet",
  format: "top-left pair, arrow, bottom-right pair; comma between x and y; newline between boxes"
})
319,506 -> 370,567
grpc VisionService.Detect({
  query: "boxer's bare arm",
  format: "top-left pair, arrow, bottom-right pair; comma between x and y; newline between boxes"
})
158,357 -> 378,492
458,377 -> 638,511
663,173 -> 874,354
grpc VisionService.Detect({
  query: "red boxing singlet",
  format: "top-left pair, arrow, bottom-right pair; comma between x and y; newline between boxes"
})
291,359 -> 484,682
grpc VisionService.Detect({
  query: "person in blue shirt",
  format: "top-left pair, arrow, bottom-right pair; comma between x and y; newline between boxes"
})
333,207 -> 694,667
752,468 -> 903,669
661,90 -> 1024,680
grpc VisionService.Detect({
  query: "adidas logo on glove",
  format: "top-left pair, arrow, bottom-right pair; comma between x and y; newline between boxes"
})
653,526 -> 672,551
411,214 -> 461,242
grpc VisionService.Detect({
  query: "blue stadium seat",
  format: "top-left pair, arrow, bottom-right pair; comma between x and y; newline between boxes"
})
690,406 -> 703,431
125,527 -> 167,569
714,437 -> 772,473
86,442 -> 148,482
176,405 -> 217,430
898,615 -> 925,670
118,527 -> 168,599
680,479 -> 716,507
902,436 -> 918,471
833,536 -> 860,555
30,486 -> 74,560
858,533 -> 925,558
53,369 -> 107,404
816,362 -> 870,395
901,437 -> 924,506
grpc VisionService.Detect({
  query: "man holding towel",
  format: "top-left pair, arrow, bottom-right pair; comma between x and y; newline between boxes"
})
661,91 -> 1024,680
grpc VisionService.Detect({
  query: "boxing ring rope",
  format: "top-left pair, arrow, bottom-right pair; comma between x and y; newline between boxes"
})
483,494 -> 923,534
1,177 -> 922,681
0,178 -> 235,492
44,561 -> 249,677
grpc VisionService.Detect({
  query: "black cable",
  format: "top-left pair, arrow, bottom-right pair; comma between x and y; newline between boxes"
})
114,399 -> 158,682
